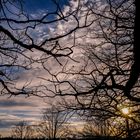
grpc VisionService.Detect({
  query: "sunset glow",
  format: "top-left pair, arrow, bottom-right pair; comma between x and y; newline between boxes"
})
121,108 -> 129,115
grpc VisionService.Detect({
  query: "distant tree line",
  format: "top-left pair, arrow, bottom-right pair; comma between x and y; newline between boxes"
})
5,102 -> 139,140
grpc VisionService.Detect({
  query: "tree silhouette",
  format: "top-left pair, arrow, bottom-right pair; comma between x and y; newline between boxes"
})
40,0 -> 140,138
0,0 -> 92,96
44,0 -> 140,105
37,104 -> 73,139
11,121 -> 34,139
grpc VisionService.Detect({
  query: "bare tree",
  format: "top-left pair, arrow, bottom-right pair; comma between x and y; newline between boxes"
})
11,121 -> 34,139
1,0 -> 140,138
81,104 -> 140,139
0,0 -> 94,97
80,121 -> 100,138
43,0 -> 140,100
41,0 -> 140,114
37,104 -> 74,139
38,0 -> 140,138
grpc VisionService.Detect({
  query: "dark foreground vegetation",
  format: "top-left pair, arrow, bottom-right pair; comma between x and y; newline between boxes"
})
0,136 -> 139,140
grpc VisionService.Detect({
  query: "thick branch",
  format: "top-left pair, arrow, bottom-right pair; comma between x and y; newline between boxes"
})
124,0 -> 140,102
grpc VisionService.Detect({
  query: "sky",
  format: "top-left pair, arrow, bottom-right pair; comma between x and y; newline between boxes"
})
0,0 -> 99,136
0,96 -> 46,136
0,0 -> 137,138
0,0 -> 70,136
0,0 -> 96,136
24,0 -> 69,13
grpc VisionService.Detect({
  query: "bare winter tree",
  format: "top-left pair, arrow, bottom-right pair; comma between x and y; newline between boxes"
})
80,121 -> 100,138
78,101 -> 140,139
0,0 -> 94,97
44,0 -> 139,98
37,104 -> 74,139
11,121 -> 34,139
43,0 -> 140,112
39,0 -> 140,138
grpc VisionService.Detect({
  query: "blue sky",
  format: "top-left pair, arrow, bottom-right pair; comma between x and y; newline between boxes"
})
0,0 -> 92,134
0,0 -> 70,136
24,0 -> 69,13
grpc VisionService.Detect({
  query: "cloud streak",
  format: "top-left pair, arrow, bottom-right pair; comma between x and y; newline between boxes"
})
0,0 -> 97,136
0,99 -> 35,108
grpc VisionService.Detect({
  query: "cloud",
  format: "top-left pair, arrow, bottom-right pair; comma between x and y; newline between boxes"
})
0,96 -> 46,110
0,114 -> 20,129
8,0 -> 99,96
0,96 -> 46,131
0,99 -> 35,108
0,0 -> 103,136
0,119 -> 17,129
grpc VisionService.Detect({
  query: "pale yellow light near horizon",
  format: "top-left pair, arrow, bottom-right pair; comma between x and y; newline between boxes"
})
121,107 -> 129,115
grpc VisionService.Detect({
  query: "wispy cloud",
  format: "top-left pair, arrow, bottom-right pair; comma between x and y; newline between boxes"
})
0,96 -> 47,136
0,0 -> 101,136
0,99 -> 35,108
